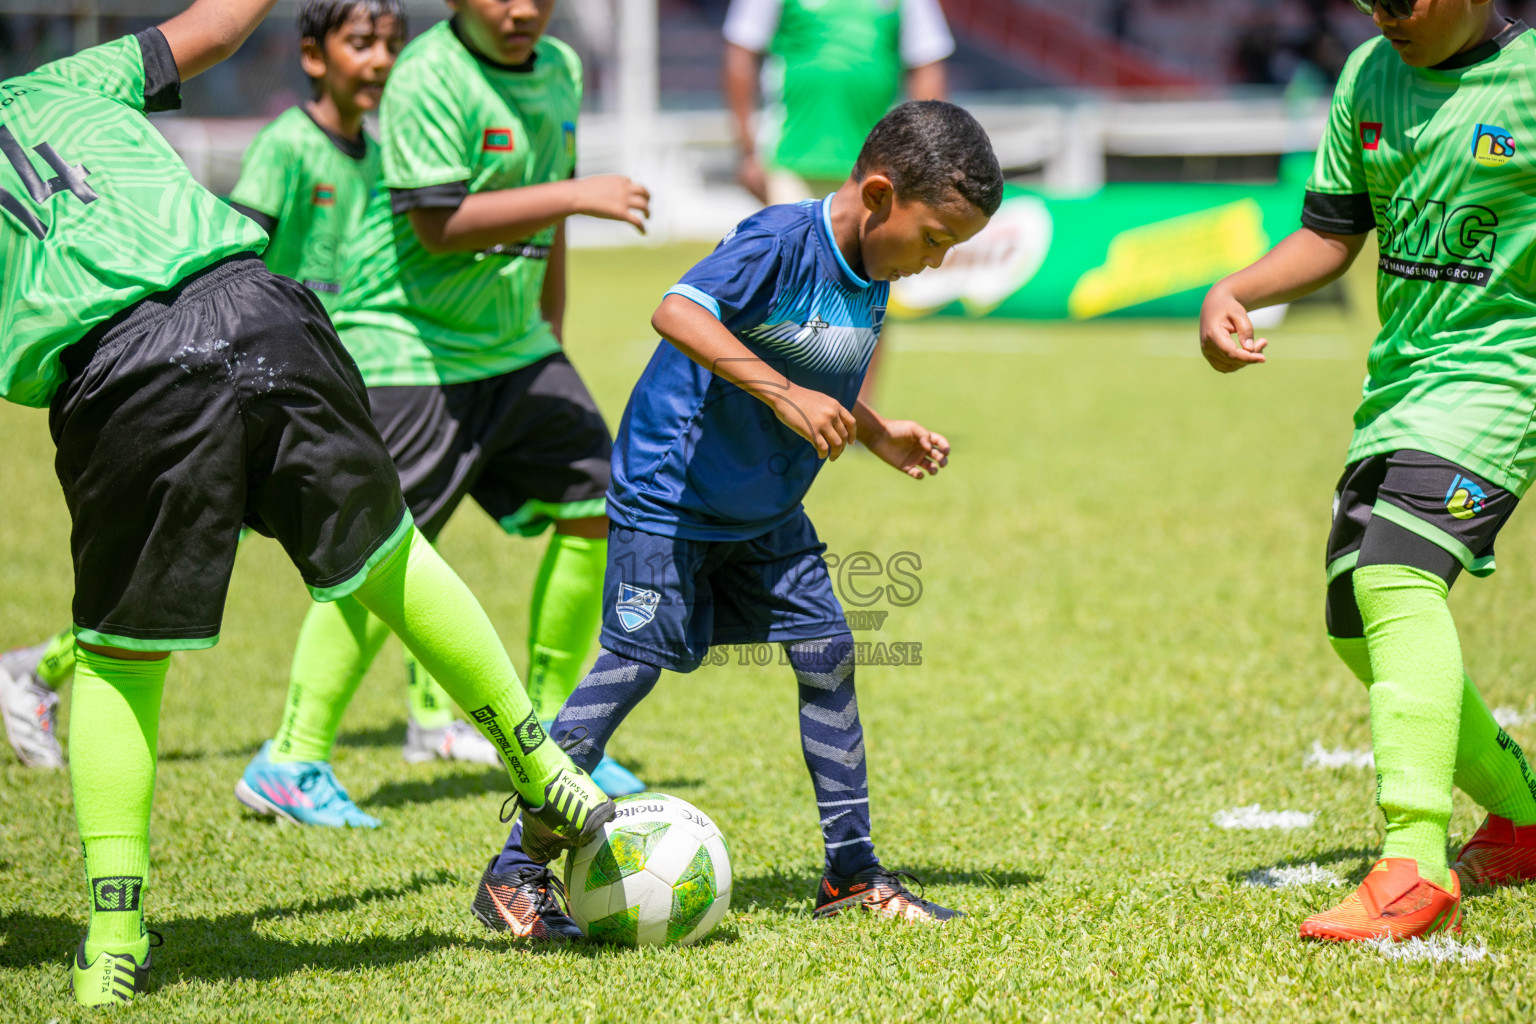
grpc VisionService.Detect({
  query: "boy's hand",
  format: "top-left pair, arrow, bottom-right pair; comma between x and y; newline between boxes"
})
1199,287 -> 1269,373
574,175 -> 651,233
769,384 -> 856,460
866,420 -> 950,480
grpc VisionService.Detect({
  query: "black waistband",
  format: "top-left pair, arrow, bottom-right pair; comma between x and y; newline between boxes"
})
61,252 -> 263,378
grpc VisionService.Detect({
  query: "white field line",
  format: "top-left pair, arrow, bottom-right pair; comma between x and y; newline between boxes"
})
1492,707 -> 1534,729
1243,863 -> 1344,889
1368,935 -> 1492,965
1213,804 -> 1316,830
1304,741 -> 1374,769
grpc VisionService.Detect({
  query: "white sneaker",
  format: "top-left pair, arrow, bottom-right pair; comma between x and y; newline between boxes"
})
0,643 -> 64,768
402,719 -> 502,766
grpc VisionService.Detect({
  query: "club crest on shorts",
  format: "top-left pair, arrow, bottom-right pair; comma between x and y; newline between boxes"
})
616,583 -> 660,632
1446,474 -> 1487,520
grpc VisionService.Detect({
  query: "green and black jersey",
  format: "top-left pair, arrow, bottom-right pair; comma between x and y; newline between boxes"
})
1305,20 -> 1536,496
228,106 -> 380,313
0,30 -> 265,407
333,20 -> 581,387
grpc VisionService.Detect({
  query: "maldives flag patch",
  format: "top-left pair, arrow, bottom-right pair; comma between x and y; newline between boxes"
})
1360,122 -> 1383,150
312,183 -> 336,205
483,128 -> 515,151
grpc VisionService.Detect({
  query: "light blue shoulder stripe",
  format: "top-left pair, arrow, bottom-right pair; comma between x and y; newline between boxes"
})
666,284 -> 722,319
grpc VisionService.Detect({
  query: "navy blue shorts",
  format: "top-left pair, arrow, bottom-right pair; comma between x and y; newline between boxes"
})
598,513 -> 848,672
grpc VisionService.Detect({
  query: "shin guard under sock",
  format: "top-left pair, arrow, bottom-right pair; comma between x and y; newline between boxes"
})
1354,565 -> 1462,887
786,636 -> 879,878
70,649 -> 166,960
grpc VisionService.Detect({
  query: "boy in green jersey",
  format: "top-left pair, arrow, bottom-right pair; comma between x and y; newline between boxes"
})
1201,0 -> 1536,943
0,0 -> 613,1003
236,0 -> 653,842
234,1 -> 509,775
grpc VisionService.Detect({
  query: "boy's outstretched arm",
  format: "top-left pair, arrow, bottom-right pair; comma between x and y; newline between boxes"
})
1200,226 -> 1366,373
158,0 -> 279,80
409,176 -> 649,255
652,293 -> 856,460
853,399 -> 949,481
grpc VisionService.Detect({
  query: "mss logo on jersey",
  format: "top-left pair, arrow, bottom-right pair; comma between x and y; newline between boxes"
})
1446,474 -> 1487,520
1472,123 -> 1515,167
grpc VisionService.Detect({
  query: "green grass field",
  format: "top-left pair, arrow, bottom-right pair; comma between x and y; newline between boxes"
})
4,245 -> 1536,1022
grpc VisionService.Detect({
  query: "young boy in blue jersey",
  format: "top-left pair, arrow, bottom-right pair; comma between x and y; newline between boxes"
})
471,101 -> 1001,935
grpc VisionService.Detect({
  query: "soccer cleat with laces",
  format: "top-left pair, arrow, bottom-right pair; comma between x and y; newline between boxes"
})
813,867 -> 962,923
1299,858 -> 1460,942
504,765 -> 615,863
234,741 -> 381,828
470,856 -> 584,940
1453,814 -> 1536,886
0,642 -> 64,768
402,718 -> 502,766
71,932 -> 157,1006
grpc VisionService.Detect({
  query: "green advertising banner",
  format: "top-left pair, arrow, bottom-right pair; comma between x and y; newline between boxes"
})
890,157 -> 1310,321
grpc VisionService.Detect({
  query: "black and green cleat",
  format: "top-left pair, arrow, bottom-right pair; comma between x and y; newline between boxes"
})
507,766 -> 615,863
71,936 -> 154,1006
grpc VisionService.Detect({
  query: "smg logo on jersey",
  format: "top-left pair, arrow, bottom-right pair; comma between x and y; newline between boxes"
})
1375,196 -> 1497,287
1472,123 -> 1516,167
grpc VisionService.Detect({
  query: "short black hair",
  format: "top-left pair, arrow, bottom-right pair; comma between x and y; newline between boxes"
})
299,0 -> 407,42
852,101 -> 1004,217
298,0 -> 407,97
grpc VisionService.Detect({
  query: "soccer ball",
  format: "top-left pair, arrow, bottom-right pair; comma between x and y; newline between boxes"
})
563,793 -> 732,947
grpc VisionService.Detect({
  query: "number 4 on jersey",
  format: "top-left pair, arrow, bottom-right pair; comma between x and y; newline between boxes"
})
0,123 -> 96,240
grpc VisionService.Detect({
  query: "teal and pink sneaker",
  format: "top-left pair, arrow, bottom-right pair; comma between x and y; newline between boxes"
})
234,741 -> 380,828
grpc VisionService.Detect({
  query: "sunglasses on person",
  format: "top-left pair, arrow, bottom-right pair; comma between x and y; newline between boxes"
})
1352,0 -> 1417,18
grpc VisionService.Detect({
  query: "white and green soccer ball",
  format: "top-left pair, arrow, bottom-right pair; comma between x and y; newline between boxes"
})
563,793 -> 732,947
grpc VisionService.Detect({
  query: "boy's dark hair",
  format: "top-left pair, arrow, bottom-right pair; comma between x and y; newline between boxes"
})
853,101 -> 1004,217
299,0 -> 407,96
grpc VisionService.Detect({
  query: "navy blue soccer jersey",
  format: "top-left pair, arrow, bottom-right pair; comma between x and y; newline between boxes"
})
608,196 -> 889,541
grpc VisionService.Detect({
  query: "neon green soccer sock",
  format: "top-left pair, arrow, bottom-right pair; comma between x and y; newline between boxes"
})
1330,634 -> 1536,827
526,533 -> 606,722
1454,672 -> 1536,826
1353,564 -> 1463,888
37,628 -> 76,687
270,597 -> 391,764
70,648 -> 166,962
350,527 -> 570,800
403,648 -> 456,730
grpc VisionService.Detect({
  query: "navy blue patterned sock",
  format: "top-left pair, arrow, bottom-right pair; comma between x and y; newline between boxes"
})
492,650 -> 661,872
786,635 -> 880,878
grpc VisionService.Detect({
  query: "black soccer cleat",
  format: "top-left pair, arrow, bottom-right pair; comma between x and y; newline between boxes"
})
471,857 -> 584,941
505,765 -> 616,863
813,868 -> 963,923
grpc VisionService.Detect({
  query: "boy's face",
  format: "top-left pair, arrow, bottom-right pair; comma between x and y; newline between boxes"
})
1370,0 -> 1497,67
301,9 -> 404,112
447,0 -> 555,65
856,177 -> 990,284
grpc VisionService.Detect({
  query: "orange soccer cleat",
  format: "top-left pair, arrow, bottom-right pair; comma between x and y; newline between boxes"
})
1453,815 -> 1536,886
1299,858 -> 1461,942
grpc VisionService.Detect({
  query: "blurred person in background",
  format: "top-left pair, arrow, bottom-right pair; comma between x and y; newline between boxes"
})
721,0 -> 955,405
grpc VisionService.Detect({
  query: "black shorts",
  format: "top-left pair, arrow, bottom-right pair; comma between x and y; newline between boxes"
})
366,352 -> 611,541
1324,450 -> 1518,637
49,254 -> 409,651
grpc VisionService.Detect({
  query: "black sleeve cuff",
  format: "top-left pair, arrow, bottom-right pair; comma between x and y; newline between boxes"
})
390,182 -> 470,215
229,201 -> 277,236
135,28 -> 181,113
1301,190 -> 1375,235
